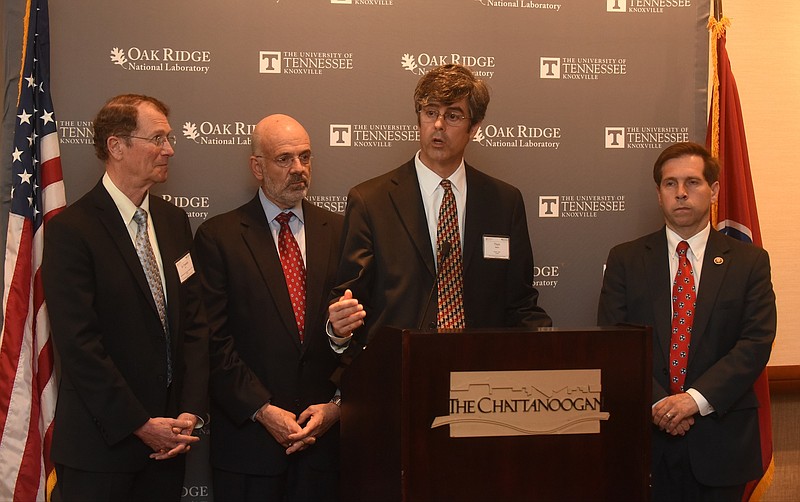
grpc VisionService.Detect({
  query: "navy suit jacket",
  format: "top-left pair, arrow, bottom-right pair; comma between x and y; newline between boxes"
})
193,196 -> 343,475
42,180 -> 208,472
598,227 -> 776,486
332,159 -> 551,347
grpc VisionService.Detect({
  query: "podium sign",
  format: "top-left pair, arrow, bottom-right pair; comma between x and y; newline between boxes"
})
340,326 -> 652,501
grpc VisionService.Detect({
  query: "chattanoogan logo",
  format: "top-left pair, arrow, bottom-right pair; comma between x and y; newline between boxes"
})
306,195 -> 349,214
329,124 -> 419,148
401,53 -> 496,78
474,0 -> 562,10
539,56 -> 627,80
539,195 -> 626,218
431,370 -> 609,437
109,47 -> 211,74
182,120 -> 255,146
604,126 -> 689,149
607,0 -> 692,13
330,0 -> 394,5
58,119 -> 94,145
258,51 -> 354,75
473,124 -> 562,149
159,194 -> 212,220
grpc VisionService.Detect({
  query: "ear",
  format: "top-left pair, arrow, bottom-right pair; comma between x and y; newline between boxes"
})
107,136 -> 125,161
249,156 -> 264,181
468,120 -> 482,140
710,180 -> 720,203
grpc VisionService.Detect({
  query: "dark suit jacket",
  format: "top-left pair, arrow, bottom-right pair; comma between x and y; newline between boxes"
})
41,180 -> 208,472
332,159 -> 551,346
597,227 -> 776,486
193,196 -> 343,476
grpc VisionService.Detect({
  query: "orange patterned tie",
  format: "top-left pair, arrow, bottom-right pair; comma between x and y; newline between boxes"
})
436,180 -> 465,329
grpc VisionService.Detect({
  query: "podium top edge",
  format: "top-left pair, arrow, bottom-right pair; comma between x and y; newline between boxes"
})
393,325 -> 651,335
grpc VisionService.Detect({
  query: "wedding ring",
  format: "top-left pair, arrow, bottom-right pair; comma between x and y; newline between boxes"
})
665,413 -> 672,419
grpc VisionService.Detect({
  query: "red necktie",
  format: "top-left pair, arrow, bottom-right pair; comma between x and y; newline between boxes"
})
276,212 -> 306,342
670,240 -> 695,394
436,179 -> 465,329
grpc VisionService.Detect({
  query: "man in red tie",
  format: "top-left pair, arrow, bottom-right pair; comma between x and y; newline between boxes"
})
193,114 -> 343,500
598,142 -> 776,501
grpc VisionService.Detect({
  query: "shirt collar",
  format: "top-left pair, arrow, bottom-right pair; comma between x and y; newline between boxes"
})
414,150 -> 466,196
102,172 -> 149,224
665,222 -> 711,260
257,188 -> 304,225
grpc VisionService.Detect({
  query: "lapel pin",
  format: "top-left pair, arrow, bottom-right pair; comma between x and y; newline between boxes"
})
714,257 -> 724,265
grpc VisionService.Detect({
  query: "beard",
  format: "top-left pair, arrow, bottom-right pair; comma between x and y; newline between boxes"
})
264,172 -> 309,208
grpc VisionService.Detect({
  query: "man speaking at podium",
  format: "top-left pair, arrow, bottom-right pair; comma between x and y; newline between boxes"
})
328,63 -> 551,351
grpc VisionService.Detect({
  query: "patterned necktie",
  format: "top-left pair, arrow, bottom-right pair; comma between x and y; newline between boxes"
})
670,240 -> 696,394
276,212 -> 306,342
133,208 -> 172,386
436,179 -> 466,329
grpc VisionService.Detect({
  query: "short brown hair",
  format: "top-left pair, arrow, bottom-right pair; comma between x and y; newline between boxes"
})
653,142 -> 720,185
93,94 -> 169,160
413,64 -> 490,126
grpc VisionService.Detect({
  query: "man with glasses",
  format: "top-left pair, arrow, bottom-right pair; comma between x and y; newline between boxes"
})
42,94 -> 208,500
328,64 -> 551,353
193,114 -> 343,500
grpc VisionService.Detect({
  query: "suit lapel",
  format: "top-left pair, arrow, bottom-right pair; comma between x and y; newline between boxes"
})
91,182 -> 161,320
302,200 -> 332,354
643,230 -> 672,364
149,195 -> 182,338
688,230 -> 731,365
240,196 -> 302,350
388,161 -> 436,278
461,164 -> 485,271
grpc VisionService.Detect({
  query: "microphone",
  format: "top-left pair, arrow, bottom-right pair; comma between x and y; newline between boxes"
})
418,241 -> 452,330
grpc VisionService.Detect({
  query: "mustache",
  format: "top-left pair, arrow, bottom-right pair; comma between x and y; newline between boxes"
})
287,173 -> 309,184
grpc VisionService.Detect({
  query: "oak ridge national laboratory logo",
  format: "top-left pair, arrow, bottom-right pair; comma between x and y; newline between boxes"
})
401,53 -> 496,78
539,195 -> 626,218
539,56 -> 627,80
474,0 -> 563,11
606,0 -> 693,14
330,123 -> 419,148
604,126 -> 689,149
533,264 -> 560,289
109,47 -> 211,73
258,51 -> 354,75
182,119 -> 255,146
159,194 -> 212,221
473,124 -> 561,149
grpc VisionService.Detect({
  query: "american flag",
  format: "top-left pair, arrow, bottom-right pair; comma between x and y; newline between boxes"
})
1,0 -> 64,500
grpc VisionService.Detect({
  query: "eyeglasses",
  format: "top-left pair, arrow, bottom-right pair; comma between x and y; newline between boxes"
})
418,107 -> 470,127
255,152 -> 313,169
123,134 -> 177,148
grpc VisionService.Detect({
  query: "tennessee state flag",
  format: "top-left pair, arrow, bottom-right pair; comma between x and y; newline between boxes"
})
705,16 -> 773,501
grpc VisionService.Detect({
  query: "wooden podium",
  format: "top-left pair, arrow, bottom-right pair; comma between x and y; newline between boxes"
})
340,326 -> 652,501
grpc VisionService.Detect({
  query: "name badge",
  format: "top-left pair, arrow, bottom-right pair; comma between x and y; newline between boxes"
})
175,252 -> 195,283
483,235 -> 510,260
